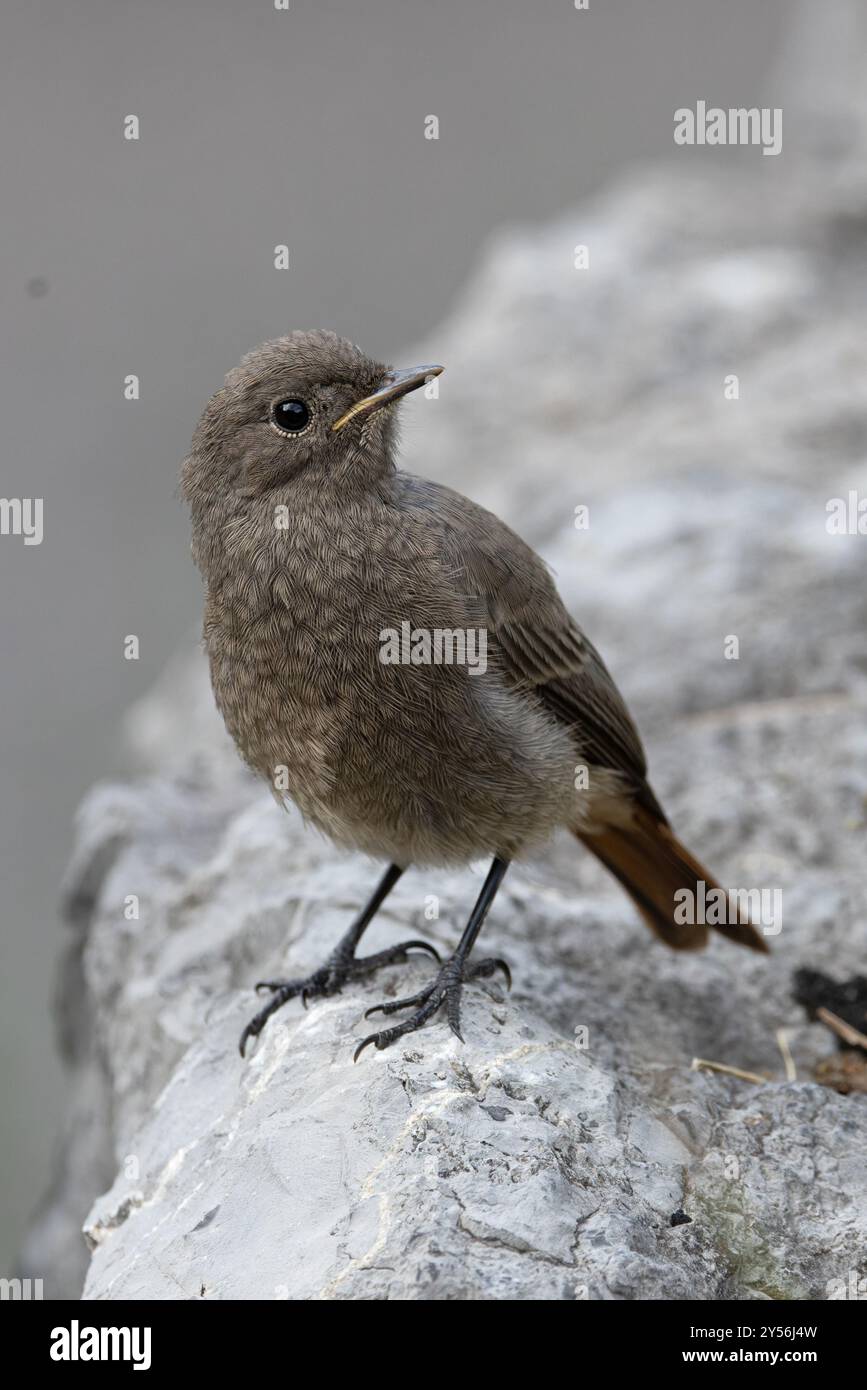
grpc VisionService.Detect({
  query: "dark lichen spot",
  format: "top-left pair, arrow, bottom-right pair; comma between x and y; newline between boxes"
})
191,1205 -> 220,1233
481,1104 -> 512,1122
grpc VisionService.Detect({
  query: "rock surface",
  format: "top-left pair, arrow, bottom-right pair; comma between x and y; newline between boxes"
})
21,34 -> 867,1297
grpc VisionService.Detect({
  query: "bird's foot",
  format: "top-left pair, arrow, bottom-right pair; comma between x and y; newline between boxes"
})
353,954 -> 511,1060
239,937 -> 440,1056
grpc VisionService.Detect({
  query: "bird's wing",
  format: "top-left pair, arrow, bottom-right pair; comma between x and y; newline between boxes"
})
398,475 -> 660,812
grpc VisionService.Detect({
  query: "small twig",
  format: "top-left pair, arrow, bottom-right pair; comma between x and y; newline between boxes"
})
816,1007 -> 867,1051
691,1057 -> 768,1086
775,1028 -> 797,1082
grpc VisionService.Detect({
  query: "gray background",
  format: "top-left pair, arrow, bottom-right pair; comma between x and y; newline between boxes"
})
1,0 -> 788,1273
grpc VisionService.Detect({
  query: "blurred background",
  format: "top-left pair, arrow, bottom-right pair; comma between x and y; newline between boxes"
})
1,0 -> 822,1275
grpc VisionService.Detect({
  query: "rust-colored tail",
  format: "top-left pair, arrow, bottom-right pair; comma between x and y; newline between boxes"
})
576,808 -> 769,954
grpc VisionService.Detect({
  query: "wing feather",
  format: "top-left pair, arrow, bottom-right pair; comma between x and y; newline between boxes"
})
398,474 -> 662,816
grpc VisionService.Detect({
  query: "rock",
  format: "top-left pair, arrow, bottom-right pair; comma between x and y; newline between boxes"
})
21,7 -> 867,1298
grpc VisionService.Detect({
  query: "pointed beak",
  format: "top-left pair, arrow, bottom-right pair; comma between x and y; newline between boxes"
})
331,364 -> 444,432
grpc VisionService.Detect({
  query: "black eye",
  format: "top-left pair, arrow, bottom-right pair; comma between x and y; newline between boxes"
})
272,399 -> 310,433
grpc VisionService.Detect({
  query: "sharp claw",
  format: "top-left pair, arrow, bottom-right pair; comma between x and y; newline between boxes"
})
301,988 -> 310,1011
494,959 -> 512,991
239,1026 -> 255,1058
364,1003 -> 386,1019
353,1035 -> 379,1063
446,983 -> 463,1042
403,940 -> 442,962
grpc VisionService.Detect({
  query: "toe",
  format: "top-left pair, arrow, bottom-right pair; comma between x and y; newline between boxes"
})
364,984 -> 433,1019
470,957 -> 512,990
353,984 -> 448,1057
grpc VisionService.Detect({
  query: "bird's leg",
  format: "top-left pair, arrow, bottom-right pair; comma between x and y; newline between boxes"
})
354,857 -> 511,1060
239,864 -> 439,1056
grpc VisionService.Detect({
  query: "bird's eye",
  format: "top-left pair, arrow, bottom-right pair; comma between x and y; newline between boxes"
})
271,399 -> 311,434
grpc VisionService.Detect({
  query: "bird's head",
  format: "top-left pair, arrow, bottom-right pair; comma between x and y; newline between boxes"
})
181,330 -> 442,507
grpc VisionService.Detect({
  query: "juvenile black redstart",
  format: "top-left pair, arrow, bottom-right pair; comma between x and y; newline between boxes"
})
181,330 -> 767,1060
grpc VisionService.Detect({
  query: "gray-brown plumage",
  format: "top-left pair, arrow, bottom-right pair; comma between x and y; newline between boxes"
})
182,330 -> 768,1059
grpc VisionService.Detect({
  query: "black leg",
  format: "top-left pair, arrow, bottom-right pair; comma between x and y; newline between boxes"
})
239,863 -> 439,1056
354,857 -> 511,1061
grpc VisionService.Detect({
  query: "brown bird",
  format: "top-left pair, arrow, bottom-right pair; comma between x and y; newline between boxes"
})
181,330 -> 768,1060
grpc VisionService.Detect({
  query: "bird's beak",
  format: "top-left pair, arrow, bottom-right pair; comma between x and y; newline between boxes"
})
331,364 -> 444,432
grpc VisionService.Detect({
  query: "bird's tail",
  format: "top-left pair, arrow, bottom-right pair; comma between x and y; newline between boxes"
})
575,807 -> 769,954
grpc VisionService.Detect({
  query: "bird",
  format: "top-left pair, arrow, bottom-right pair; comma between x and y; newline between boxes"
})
181,329 -> 768,1061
